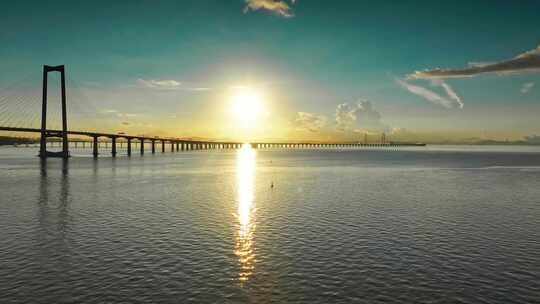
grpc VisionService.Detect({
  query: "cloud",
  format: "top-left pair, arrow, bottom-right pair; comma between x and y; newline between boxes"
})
101,109 -> 140,118
410,44 -> 540,79
396,78 -> 463,109
136,79 -> 211,91
117,113 -> 139,118
294,112 -> 327,132
137,79 -> 181,89
521,82 -> 535,94
244,0 -> 296,18
335,100 -> 388,132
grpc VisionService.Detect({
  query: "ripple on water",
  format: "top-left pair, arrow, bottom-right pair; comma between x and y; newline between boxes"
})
0,148 -> 539,303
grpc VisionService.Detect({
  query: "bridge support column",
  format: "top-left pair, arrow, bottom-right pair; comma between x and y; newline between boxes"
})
171,141 -> 174,152
92,136 -> 98,158
161,140 -> 165,153
176,142 -> 179,152
111,137 -> 117,157
140,139 -> 144,155
152,140 -> 156,154
127,138 -> 132,156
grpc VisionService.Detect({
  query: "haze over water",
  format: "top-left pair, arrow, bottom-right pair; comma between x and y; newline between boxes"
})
1,146 -> 540,303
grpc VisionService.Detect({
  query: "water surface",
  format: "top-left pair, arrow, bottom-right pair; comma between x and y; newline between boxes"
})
1,145 -> 539,303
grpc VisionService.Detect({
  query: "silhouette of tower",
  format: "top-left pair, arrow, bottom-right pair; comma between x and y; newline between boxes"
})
39,65 -> 69,158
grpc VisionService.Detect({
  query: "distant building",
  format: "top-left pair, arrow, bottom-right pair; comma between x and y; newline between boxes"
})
525,135 -> 540,144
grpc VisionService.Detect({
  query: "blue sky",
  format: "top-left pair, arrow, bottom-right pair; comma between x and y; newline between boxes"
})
1,0 -> 539,141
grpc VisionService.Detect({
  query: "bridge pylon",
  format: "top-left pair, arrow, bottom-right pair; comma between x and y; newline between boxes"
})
39,65 -> 69,158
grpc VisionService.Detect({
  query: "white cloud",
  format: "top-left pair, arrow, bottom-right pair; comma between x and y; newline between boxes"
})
396,78 -> 463,109
433,79 -> 464,108
335,100 -> 388,132
136,79 -> 211,91
521,82 -> 535,94
137,79 -> 181,89
244,0 -> 296,18
410,44 -> 540,79
101,109 -> 140,118
294,112 -> 327,132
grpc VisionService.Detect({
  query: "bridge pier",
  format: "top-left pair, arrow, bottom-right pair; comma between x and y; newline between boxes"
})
140,139 -> 144,155
92,136 -> 98,158
171,141 -> 174,152
161,140 -> 165,153
111,137 -> 117,157
127,138 -> 132,156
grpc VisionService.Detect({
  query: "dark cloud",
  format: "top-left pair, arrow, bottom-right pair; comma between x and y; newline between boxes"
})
410,44 -> 540,79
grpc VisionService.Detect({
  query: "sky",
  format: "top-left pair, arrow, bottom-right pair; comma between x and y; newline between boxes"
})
1,0 -> 540,143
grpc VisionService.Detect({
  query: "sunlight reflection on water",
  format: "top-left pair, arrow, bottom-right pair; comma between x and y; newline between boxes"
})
234,144 -> 256,285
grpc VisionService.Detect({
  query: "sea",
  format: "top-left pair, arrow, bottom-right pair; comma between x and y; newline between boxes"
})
1,145 -> 539,303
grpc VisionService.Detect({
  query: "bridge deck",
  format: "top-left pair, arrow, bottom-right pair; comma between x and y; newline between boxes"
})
0,126 -> 426,148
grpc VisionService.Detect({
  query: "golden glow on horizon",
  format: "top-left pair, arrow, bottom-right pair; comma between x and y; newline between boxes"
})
234,143 -> 256,285
230,87 -> 265,128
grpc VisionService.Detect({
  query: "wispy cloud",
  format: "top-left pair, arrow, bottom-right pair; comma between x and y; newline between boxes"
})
294,112 -> 327,132
137,79 -> 181,89
335,100 -> 388,132
521,82 -> 535,94
136,79 -> 211,91
396,78 -> 463,109
244,0 -> 296,18
410,44 -> 540,79
101,109 -> 141,118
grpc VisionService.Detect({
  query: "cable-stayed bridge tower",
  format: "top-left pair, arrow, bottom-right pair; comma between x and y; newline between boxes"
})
40,65 -> 69,158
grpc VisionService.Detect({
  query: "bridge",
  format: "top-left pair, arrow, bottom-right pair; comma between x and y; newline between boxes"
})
0,65 -> 424,158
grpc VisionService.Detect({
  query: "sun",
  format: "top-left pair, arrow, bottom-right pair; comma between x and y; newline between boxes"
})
230,87 -> 265,127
